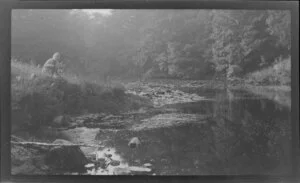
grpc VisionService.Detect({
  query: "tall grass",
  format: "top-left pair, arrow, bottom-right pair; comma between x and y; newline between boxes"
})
246,56 -> 291,86
11,61 -> 151,133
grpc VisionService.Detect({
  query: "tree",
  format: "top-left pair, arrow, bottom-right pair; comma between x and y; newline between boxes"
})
266,10 -> 291,54
11,9 -> 291,82
210,10 -> 245,87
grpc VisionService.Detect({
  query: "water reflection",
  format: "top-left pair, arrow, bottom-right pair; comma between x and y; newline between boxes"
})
95,89 -> 291,175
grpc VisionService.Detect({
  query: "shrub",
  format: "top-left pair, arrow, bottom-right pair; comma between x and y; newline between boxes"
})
246,56 -> 291,85
227,65 -> 243,78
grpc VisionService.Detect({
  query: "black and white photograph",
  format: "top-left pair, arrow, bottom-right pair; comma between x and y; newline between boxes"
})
10,9 -> 293,176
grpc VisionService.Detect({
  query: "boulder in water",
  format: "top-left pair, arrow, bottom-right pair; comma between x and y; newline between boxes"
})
128,137 -> 141,148
44,139 -> 88,172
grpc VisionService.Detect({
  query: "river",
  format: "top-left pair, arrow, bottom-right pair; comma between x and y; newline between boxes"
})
73,81 -> 292,175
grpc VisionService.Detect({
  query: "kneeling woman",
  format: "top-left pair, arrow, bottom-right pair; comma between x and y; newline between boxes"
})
42,52 -> 63,77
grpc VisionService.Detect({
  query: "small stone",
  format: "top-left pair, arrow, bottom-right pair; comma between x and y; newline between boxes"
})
104,153 -> 112,158
113,167 -> 131,175
52,139 -> 74,145
156,91 -> 165,95
95,158 -> 106,169
161,159 -> 168,164
96,157 -> 105,161
16,76 -> 22,81
76,119 -> 84,124
143,163 -> 152,167
128,137 -> 141,148
30,73 -> 37,80
104,157 -> 112,164
134,159 -> 141,164
129,166 -> 152,173
87,153 -> 97,162
110,160 -> 121,166
85,163 -> 95,170
40,165 -> 49,170
52,115 -> 70,127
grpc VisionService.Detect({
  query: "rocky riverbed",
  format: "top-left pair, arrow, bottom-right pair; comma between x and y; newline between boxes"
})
11,81 -> 213,175
125,81 -> 212,107
11,80 -> 293,176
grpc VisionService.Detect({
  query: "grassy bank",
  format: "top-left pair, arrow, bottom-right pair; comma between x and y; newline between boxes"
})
11,61 -> 152,134
237,56 -> 291,107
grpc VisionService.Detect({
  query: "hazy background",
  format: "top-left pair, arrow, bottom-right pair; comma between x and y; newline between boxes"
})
11,9 -> 291,82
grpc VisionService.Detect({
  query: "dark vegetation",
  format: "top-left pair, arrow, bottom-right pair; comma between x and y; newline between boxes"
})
12,10 -> 291,85
11,61 -> 151,134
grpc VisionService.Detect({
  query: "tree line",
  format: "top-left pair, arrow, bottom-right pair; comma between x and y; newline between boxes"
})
12,9 -> 291,81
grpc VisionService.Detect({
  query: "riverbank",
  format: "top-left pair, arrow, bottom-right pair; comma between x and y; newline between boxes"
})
11,62 -> 152,134
11,62 -> 153,175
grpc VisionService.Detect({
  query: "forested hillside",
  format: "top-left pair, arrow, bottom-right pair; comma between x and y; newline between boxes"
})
12,9 -> 291,84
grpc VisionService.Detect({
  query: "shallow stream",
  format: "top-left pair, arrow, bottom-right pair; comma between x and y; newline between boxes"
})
80,83 -> 291,175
